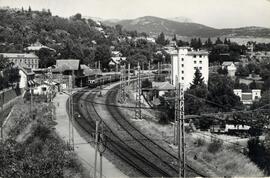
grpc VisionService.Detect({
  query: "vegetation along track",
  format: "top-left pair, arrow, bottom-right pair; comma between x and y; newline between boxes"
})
105,85 -> 206,177
72,88 -> 172,177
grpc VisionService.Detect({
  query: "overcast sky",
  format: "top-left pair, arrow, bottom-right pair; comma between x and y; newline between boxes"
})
1,0 -> 270,28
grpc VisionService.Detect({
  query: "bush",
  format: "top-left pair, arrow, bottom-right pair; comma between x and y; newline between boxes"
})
208,139 -> 223,154
158,112 -> 170,125
194,138 -> 205,147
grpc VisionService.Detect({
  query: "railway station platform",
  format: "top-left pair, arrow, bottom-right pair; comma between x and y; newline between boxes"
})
53,92 -> 128,178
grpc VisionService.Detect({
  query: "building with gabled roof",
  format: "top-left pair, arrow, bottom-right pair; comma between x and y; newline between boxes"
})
24,41 -> 56,52
222,61 -> 236,77
0,53 -> 39,69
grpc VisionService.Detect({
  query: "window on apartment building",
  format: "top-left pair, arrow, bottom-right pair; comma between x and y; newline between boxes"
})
181,64 -> 184,67
199,67 -> 202,70
193,55 -> 196,58
181,58 -> 184,61
199,61 -> 202,64
181,77 -> 184,80
194,67 -> 197,70
194,61 -> 197,64
181,71 -> 184,74
199,55 -> 202,58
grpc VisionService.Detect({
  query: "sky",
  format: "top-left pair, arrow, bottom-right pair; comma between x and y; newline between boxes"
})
0,0 -> 270,29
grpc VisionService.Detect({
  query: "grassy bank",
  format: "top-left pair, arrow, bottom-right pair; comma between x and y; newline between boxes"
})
0,101 -> 85,178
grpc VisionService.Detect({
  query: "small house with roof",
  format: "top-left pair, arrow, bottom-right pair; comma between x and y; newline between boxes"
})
152,81 -> 174,96
18,66 -> 35,89
222,61 -> 236,77
24,41 -> 56,52
233,89 -> 261,105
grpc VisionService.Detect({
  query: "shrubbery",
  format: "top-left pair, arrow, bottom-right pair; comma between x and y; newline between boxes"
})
207,139 -> 223,154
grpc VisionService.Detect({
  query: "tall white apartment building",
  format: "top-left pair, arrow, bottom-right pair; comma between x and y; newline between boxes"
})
170,47 -> 209,90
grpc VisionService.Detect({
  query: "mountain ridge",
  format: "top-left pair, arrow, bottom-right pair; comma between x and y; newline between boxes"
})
102,16 -> 270,38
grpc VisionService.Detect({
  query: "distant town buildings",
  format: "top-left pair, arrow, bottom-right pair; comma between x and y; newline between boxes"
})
170,47 -> 209,90
0,53 -> 39,69
233,89 -> 261,105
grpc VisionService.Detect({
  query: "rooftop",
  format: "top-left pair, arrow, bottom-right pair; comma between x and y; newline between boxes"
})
24,41 -> 56,52
152,81 -> 174,90
55,59 -> 80,71
222,61 -> 234,66
0,53 -> 38,58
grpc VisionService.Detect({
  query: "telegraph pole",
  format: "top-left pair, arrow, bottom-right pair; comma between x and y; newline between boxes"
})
68,71 -> 74,150
174,76 -> 179,145
94,120 -> 101,178
135,62 -> 142,120
128,63 -> 130,86
99,122 -> 104,178
0,92 -> 4,141
178,82 -> 185,178
119,65 -> 126,103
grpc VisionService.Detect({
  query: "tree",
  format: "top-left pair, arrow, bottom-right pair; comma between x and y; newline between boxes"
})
263,77 -> 270,91
115,24 -> 123,35
156,32 -> 169,46
249,80 -> 259,90
0,55 -> 9,70
177,40 -> 189,47
204,37 -> 213,49
251,90 -> 270,110
185,83 -> 208,114
190,68 -> 204,89
36,48 -> 56,68
236,65 -> 249,77
215,37 -> 223,45
190,38 -> 202,49
95,45 -> 111,71
207,74 -> 243,111
72,13 -> 82,21
172,34 -> 177,41
217,67 -> 228,75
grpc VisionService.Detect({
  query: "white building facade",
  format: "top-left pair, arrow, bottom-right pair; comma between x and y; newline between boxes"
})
170,47 -> 209,90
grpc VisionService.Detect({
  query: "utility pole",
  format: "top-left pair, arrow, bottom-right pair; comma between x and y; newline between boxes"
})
174,76 -> 179,145
128,63 -> 130,86
0,92 -> 4,141
178,82 -> 185,178
94,120 -> 101,178
99,122 -> 104,178
68,72 -> 74,150
135,62 -> 142,120
119,65 -> 126,103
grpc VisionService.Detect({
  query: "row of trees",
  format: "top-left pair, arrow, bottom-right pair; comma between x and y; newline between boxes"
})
0,55 -> 20,90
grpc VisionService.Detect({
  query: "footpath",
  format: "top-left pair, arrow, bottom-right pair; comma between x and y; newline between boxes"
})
53,92 -> 128,178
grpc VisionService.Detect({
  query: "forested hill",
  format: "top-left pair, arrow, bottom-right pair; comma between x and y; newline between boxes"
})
0,7 -> 121,67
0,8 -> 173,70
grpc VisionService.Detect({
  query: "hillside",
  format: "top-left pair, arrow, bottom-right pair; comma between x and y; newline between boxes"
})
103,16 -> 270,38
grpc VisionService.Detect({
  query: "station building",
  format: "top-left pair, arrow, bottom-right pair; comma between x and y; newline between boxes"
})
170,47 -> 209,90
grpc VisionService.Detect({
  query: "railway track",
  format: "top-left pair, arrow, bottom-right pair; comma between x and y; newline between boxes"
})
71,84 -> 206,177
73,89 -> 172,177
105,85 -> 206,177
